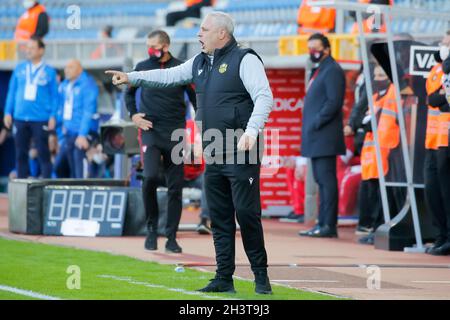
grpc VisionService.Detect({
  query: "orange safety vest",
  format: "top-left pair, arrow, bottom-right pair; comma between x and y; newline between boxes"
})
297,1 -> 336,34
378,84 -> 400,149
437,112 -> 450,148
361,92 -> 390,180
14,4 -> 46,41
425,63 -> 445,150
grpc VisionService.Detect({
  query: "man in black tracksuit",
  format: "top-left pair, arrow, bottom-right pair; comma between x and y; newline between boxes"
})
107,12 -> 274,294
125,30 -> 196,254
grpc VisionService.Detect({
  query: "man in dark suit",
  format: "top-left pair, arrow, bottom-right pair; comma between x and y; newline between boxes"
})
299,33 -> 346,238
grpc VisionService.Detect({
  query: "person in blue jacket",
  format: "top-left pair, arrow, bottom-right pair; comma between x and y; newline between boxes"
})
3,36 -> 58,178
57,59 -> 99,178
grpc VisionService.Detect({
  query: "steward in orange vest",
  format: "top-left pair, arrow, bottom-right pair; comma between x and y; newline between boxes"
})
15,1 -> 49,41
360,85 -> 393,181
357,65 -> 393,239
297,1 -> 336,34
424,43 -> 450,255
425,63 -> 445,150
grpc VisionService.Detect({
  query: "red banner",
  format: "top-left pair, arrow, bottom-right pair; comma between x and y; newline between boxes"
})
261,69 -> 304,215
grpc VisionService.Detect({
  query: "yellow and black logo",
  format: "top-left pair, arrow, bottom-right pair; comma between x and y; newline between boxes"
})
219,63 -> 228,74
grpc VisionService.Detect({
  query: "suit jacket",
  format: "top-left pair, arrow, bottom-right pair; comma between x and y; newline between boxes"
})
301,55 -> 346,158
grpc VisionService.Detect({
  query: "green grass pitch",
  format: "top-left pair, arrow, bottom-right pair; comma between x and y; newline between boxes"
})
0,237 -> 342,300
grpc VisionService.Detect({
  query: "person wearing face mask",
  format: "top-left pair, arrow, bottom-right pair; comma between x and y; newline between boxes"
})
357,65 -> 392,245
15,1 -> 49,41
124,30 -> 196,255
56,59 -> 99,179
298,33 -> 346,238
424,31 -> 450,256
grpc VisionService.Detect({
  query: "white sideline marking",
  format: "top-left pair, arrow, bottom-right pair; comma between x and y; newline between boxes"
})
272,280 -> 340,283
0,284 -> 61,300
98,275 -> 239,300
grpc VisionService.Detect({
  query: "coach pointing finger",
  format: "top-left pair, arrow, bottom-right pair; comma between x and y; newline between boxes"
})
106,11 -> 274,294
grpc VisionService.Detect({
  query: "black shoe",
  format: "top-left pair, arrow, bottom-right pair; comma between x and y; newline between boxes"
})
254,272 -> 272,295
280,212 -> 305,224
358,233 -> 375,245
429,242 -> 450,256
309,225 -> 338,238
426,236 -> 447,253
165,239 -> 182,253
198,276 -> 236,293
144,232 -> 157,251
196,221 -> 212,235
298,225 -> 321,237
355,225 -> 374,236
285,211 -> 299,220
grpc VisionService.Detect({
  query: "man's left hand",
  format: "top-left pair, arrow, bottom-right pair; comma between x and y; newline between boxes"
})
237,133 -> 256,151
75,136 -> 90,150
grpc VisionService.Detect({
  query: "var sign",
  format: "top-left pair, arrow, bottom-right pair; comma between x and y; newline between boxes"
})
409,46 -> 439,78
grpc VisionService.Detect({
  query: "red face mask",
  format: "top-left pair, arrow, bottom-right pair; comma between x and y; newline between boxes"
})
148,47 -> 163,60
309,49 -> 324,63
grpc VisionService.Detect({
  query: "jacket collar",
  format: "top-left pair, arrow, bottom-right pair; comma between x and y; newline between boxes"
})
201,37 -> 238,64
213,37 -> 238,59
319,55 -> 333,67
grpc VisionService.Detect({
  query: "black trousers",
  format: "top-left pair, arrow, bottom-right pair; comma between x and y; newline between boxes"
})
311,156 -> 338,228
426,148 -> 450,240
437,147 -> 450,240
205,163 -> 268,278
14,120 -> 52,178
358,179 -> 383,230
141,133 -> 184,241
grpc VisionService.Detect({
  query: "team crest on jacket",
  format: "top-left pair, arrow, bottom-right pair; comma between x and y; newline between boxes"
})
219,63 -> 228,74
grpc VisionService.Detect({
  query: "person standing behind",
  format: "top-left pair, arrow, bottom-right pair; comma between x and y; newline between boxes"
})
297,0 -> 336,34
4,37 -> 58,179
357,65 -> 392,245
425,32 -> 450,256
15,1 -> 49,41
299,33 -> 346,238
125,30 -> 196,254
57,59 -> 98,179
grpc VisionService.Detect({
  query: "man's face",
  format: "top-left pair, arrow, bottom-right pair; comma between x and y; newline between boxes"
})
441,34 -> 450,47
64,60 -> 82,81
25,40 -> 44,61
307,39 -> 329,63
438,34 -> 450,62
198,16 -> 223,54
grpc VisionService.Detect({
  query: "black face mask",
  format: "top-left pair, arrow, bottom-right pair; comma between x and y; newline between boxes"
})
373,80 -> 390,95
309,49 -> 325,63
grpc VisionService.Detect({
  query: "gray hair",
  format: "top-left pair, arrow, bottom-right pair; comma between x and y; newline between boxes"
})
206,11 -> 235,36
